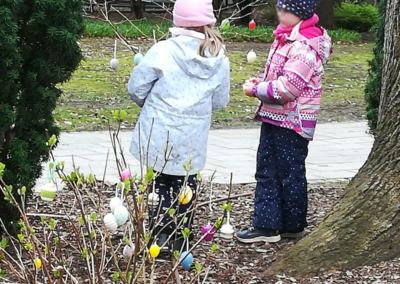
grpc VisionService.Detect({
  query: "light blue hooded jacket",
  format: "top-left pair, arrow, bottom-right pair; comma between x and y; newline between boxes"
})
128,28 -> 230,176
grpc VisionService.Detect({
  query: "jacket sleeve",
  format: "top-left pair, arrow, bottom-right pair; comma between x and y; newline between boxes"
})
212,58 -> 230,110
127,45 -> 161,108
255,45 -> 317,105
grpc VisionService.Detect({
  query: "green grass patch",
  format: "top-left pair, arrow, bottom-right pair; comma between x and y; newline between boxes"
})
56,38 -> 372,131
83,19 -> 361,43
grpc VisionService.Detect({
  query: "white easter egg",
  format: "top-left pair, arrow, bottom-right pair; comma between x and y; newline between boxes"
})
247,50 -> 257,64
40,183 -> 57,202
110,58 -> 119,70
114,206 -> 129,226
110,197 -> 121,213
123,245 -> 134,259
148,192 -> 159,206
104,213 -> 118,233
220,224 -> 234,240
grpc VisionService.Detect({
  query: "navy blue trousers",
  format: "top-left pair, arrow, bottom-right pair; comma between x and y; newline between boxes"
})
253,123 -> 309,231
149,174 -> 197,235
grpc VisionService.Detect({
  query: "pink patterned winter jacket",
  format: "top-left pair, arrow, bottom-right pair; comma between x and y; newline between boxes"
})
253,15 -> 332,140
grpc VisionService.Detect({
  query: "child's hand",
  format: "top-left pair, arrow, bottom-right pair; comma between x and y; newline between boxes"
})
248,78 -> 260,84
243,82 -> 254,97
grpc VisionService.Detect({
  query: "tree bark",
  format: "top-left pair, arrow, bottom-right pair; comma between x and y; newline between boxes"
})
131,0 -> 143,19
268,0 -> 400,277
237,0 -> 252,26
315,0 -> 335,30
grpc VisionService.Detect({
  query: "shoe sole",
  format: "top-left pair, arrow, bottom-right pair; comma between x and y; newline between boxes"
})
234,234 -> 281,244
281,231 -> 305,238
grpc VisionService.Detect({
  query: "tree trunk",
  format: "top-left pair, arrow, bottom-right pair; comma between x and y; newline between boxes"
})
131,0 -> 143,19
213,0 -> 224,22
315,0 -> 335,30
237,0 -> 252,26
268,0 -> 400,277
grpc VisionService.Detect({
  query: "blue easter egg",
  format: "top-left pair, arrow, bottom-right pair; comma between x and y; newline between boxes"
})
134,53 -> 144,65
180,251 -> 193,269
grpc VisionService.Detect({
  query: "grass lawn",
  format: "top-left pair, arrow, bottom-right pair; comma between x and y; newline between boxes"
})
56,38 -> 373,131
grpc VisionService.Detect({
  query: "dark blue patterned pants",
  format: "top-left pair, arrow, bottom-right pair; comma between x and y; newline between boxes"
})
253,123 -> 309,231
149,173 -> 197,235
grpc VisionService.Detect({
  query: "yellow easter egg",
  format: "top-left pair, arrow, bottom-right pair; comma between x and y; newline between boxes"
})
179,186 -> 193,205
34,258 -> 42,269
149,244 -> 160,258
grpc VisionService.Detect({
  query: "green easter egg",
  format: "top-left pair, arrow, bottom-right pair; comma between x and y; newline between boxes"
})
220,19 -> 230,31
41,190 -> 56,201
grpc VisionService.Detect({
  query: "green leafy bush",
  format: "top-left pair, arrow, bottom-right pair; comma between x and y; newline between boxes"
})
84,19 -> 361,43
0,0 -> 83,229
364,0 -> 386,134
334,3 -> 378,32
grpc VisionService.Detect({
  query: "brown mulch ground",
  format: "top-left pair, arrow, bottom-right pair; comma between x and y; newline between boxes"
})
3,181 -> 400,283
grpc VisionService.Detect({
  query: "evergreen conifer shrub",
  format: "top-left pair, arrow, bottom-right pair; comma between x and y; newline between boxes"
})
364,0 -> 386,134
0,0 -> 83,228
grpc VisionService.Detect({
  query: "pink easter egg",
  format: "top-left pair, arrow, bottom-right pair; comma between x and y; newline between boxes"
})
121,169 -> 131,181
201,224 -> 215,242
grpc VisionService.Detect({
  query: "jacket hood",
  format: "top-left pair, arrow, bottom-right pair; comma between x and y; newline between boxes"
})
274,15 -> 332,64
168,27 -> 226,79
307,29 -> 332,64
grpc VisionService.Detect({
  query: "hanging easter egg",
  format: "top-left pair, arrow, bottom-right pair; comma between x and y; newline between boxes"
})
110,197 -> 121,213
179,186 -> 193,205
148,192 -> 160,207
201,224 -> 215,242
134,53 -> 144,65
123,245 -> 134,259
121,169 -> 131,181
110,58 -> 119,70
220,19 -> 230,31
180,251 -> 193,269
220,223 -> 235,240
114,205 -> 129,226
149,244 -> 160,258
249,20 -> 256,30
34,258 -> 42,269
40,182 -> 57,202
247,50 -> 257,64
104,213 -> 118,233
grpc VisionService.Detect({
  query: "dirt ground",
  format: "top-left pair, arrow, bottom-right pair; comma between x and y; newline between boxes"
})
3,181 -> 400,283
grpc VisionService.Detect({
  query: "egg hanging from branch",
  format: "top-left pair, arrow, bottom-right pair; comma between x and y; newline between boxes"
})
148,192 -> 160,207
110,58 -> 119,70
40,182 -> 57,202
104,213 -> 118,233
110,197 -> 121,214
201,224 -> 215,242
180,251 -> 193,269
249,20 -> 256,30
110,39 -> 119,70
179,186 -> 193,205
149,244 -> 160,258
114,205 -> 129,226
220,19 -> 230,31
247,50 -> 257,64
134,52 -> 144,66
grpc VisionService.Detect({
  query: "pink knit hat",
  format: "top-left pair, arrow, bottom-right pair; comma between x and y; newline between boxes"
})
173,0 -> 217,28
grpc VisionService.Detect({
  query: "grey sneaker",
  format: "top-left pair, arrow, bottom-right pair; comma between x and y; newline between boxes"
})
235,227 -> 281,243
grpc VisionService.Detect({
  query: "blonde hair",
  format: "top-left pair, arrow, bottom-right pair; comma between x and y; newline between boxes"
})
199,26 -> 224,58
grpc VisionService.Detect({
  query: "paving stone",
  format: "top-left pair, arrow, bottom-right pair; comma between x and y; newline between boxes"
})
35,121 -> 373,187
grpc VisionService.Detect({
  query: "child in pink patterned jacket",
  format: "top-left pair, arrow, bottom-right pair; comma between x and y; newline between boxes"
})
236,0 -> 332,243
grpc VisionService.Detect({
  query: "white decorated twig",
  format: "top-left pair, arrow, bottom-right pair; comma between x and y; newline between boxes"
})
113,39 -> 117,59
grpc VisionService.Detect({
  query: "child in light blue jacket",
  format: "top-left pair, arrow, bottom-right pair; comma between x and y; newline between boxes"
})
127,0 -> 230,251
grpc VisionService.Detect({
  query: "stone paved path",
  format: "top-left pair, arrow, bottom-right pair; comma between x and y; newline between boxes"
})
41,121 -> 373,186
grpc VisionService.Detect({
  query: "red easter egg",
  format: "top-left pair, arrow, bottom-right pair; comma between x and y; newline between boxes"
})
249,20 -> 256,30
